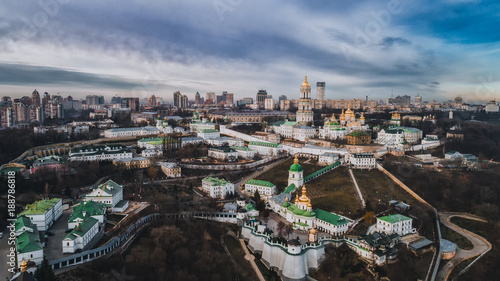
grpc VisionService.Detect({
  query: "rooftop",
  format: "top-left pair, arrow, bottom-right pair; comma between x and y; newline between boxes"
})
245,179 -> 275,187
19,198 -> 62,216
315,209 -> 348,226
203,176 -> 231,186
64,217 -> 99,240
248,141 -> 280,148
378,214 -> 412,224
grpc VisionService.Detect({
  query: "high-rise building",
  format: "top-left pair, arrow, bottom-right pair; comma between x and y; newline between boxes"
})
316,82 -> 325,100
13,101 -> 29,124
31,90 -> 41,106
173,91 -> 182,107
279,95 -> 287,102
296,76 -> 314,124
256,90 -> 268,109
388,95 -> 411,107
206,92 -> 216,103
216,94 -> 224,104
454,96 -> 463,104
111,96 -> 122,104
147,95 -> 157,106
180,95 -> 188,108
414,95 -> 422,107
86,95 -> 104,105
195,92 -> 201,105
121,98 -> 140,112
224,93 -> 234,106
265,98 -> 275,110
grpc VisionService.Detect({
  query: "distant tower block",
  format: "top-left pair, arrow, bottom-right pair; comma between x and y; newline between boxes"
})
316,82 -> 325,100
449,110 -> 453,119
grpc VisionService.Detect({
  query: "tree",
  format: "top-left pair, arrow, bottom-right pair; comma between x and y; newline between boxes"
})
148,166 -> 158,182
363,211 -> 376,225
253,190 -> 261,202
284,223 -> 294,239
277,221 -> 285,238
34,256 -> 59,281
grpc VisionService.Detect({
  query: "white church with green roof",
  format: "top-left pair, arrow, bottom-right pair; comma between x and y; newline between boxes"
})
270,155 -> 353,235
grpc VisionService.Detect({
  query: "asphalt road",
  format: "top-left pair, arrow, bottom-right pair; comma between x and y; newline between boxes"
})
437,212 -> 491,281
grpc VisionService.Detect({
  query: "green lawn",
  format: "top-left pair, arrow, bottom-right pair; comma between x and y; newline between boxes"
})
352,169 -> 418,212
440,223 -> 474,250
307,167 -> 362,217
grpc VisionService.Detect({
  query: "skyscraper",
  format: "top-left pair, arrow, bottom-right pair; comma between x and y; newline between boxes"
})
173,91 -> 182,107
31,89 -> 41,106
296,76 -> 314,124
195,92 -> 201,105
256,90 -> 268,109
316,82 -> 325,100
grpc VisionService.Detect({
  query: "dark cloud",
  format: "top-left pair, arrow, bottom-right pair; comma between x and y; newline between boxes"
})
0,63 -> 145,90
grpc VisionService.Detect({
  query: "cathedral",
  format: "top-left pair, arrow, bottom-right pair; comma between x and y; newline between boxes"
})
319,104 -> 369,140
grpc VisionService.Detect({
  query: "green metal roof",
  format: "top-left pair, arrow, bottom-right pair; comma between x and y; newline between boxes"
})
15,216 -> 34,232
203,176 -> 230,186
69,201 -> 106,222
19,198 -> 62,216
286,204 -> 315,217
346,131 -> 370,137
246,204 -> 256,211
95,180 -> 123,197
378,214 -> 411,224
282,121 -> 298,126
201,129 -> 218,133
245,179 -> 275,187
283,184 -> 297,194
315,209 -> 348,226
289,163 -> 303,172
248,141 -> 279,148
64,217 -> 99,240
231,146 -> 251,151
304,161 -> 341,182
17,231 -> 42,254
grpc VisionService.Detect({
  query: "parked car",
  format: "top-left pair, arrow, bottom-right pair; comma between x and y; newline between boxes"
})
46,231 -> 55,236
65,229 -> 73,233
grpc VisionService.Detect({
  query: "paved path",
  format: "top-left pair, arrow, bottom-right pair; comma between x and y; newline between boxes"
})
437,212 -> 491,281
348,169 -> 365,209
239,239 -> 266,281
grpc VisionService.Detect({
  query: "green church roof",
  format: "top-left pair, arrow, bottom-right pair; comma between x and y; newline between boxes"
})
289,163 -> 303,172
316,209 -> 348,226
378,214 -> 411,224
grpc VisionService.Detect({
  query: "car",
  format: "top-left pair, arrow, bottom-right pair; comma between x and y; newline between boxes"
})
65,229 -> 73,233
46,231 -> 55,236
0,232 -> 3,238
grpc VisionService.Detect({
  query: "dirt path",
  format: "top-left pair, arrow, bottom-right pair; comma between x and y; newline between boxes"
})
437,212 -> 491,281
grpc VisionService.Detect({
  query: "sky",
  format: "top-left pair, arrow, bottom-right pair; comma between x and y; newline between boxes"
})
1,0 -> 500,103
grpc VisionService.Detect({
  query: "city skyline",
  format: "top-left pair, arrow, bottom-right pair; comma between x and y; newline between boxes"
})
0,1 -> 499,102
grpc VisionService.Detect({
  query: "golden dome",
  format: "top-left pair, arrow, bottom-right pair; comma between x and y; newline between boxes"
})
297,185 -> 311,204
345,104 -> 353,114
309,227 -> 317,234
340,109 -> 346,121
21,258 -> 27,272
360,112 -> 365,120
301,76 -> 310,88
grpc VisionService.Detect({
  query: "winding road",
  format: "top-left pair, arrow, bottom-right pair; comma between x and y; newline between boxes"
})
437,212 -> 492,281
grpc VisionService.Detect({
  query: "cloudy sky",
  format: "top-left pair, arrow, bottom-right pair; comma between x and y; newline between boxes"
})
1,0 -> 499,103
